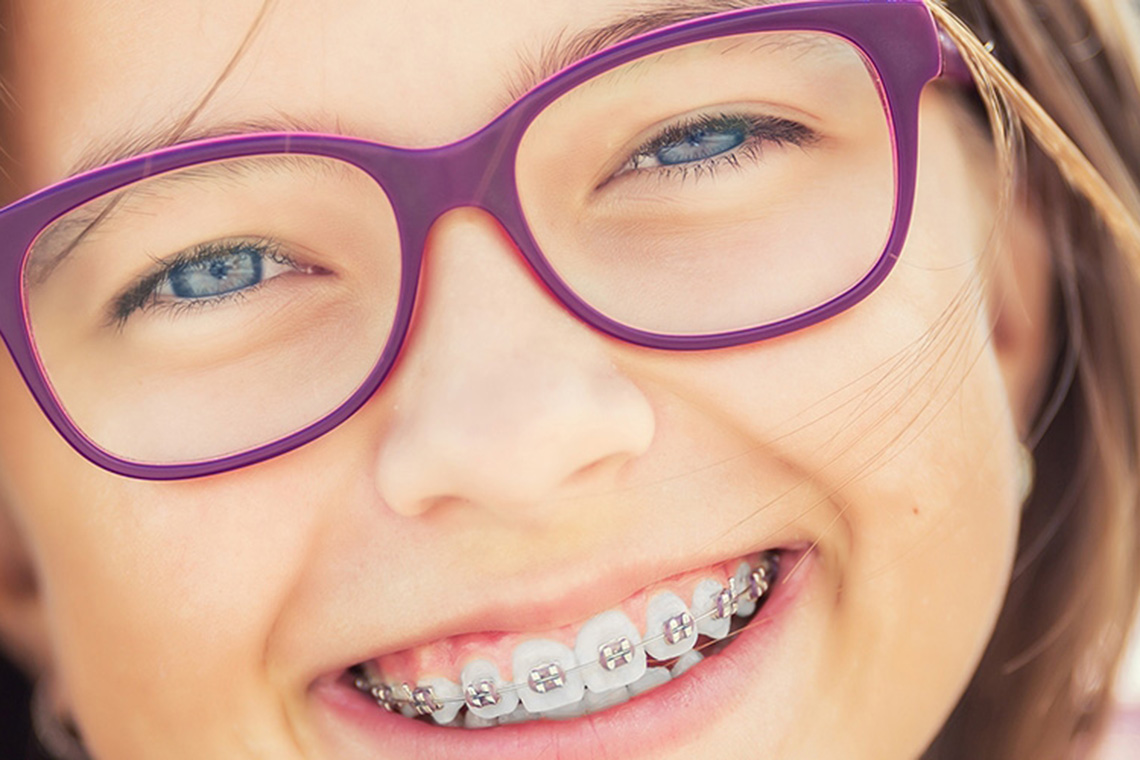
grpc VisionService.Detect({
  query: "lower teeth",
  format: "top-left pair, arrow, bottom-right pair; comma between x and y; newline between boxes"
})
352,551 -> 780,727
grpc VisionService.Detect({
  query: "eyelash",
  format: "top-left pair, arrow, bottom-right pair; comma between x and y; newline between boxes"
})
618,112 -> 819,183
109,239 -> 295,327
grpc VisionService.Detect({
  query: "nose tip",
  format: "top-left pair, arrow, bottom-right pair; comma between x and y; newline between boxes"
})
371,207 -> 656,522
376,360 -> 655,519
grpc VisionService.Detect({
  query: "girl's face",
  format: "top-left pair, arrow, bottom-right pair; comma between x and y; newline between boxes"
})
0,1 -> 1054,758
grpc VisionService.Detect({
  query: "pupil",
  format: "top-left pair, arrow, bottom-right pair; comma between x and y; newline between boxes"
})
686,130 -> 710,146
208,259 -> 232,279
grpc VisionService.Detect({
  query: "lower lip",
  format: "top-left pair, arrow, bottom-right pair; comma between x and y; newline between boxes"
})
309,548 -> 816,760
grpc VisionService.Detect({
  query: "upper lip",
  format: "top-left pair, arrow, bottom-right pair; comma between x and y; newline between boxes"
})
326,529 -> 813,677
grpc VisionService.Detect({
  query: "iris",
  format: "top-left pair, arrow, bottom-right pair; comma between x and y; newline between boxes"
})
167,246 -> 263,299
654,125 -> 747,166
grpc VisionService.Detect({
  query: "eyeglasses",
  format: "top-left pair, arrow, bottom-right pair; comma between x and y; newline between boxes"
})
0,0 -> 961,479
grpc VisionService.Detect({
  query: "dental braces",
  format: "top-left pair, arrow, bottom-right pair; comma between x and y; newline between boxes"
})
353,552 -> 779,716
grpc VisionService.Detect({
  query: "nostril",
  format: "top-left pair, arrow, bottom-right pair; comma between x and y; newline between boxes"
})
564,451 -> 636,491
394,494 -> 473,520
373,371 -> 655,521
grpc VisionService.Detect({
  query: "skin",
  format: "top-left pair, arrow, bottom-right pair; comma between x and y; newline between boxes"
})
0,1 -> 1055,758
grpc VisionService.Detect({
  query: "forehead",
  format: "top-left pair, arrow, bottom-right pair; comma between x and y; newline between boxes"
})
8,0 -> 791,187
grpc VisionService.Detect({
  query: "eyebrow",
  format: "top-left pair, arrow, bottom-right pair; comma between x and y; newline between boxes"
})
67,0 -> 768,177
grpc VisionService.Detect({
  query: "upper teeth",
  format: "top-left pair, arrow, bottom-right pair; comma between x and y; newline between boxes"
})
356,552 -> 779,725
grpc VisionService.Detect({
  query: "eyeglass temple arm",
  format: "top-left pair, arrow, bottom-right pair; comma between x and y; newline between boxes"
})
938,28 -> 974,85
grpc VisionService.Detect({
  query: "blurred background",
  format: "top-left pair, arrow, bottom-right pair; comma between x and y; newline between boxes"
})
0,651 -> 31,757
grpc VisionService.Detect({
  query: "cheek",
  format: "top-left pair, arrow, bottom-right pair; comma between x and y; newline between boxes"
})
629,293 -> 1020,758
619,98 -> 1020,754
0,355 -> 325,755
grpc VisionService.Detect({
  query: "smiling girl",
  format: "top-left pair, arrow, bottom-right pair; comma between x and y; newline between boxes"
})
0,1 -> 1138,759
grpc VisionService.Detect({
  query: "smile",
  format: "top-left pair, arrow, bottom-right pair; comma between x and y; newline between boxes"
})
348,550 -> 783,728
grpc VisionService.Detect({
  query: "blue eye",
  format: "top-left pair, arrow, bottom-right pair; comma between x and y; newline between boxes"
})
110,239 -> 308,326
655,126 -> 747,166
166,246 -> 263,299
617,113 -> 817,179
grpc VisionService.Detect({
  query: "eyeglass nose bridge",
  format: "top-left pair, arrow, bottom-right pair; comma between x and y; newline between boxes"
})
338,107 -> 575,373
373,111 -> 535,246
362,110 -> 573,348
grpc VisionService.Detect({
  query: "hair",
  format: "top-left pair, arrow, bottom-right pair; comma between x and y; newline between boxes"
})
0,1 -> 1139,759
922,0 -> 1140,758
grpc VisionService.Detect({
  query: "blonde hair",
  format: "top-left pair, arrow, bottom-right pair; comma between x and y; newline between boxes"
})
924,1 -> 1140,757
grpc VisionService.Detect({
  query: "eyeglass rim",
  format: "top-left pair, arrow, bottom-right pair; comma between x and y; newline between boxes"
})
0,0 -> 948,479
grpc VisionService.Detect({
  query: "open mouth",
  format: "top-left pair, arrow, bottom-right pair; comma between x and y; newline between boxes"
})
345,549 -> 785,728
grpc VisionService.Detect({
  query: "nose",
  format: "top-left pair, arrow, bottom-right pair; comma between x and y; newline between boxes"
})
373,208 -> 656,521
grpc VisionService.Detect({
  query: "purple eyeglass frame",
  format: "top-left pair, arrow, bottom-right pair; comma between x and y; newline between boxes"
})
0,0 -> 953,480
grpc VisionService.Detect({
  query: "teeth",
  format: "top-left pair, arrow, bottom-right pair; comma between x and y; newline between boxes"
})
396,683 -> 419,718
627,666 -> 672,697
460,659 -> 518,719
733,561 -> 758,617
498,704 -> 533,725
644,592 -> 697,660
670,650 -> 704,677
749,566 -> 771,603
584,686 -> 630,713
359,552 -> 782,726
464,712 -> 496,729
368,682 -> 396,712
543,699 -> 588,721
418,677 -> 463,725
574,609 -> 647,693
692,579 -> 732,640
511,639 -> 586,714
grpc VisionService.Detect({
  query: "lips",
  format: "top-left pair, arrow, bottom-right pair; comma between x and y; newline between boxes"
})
341,548 -> 790,728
